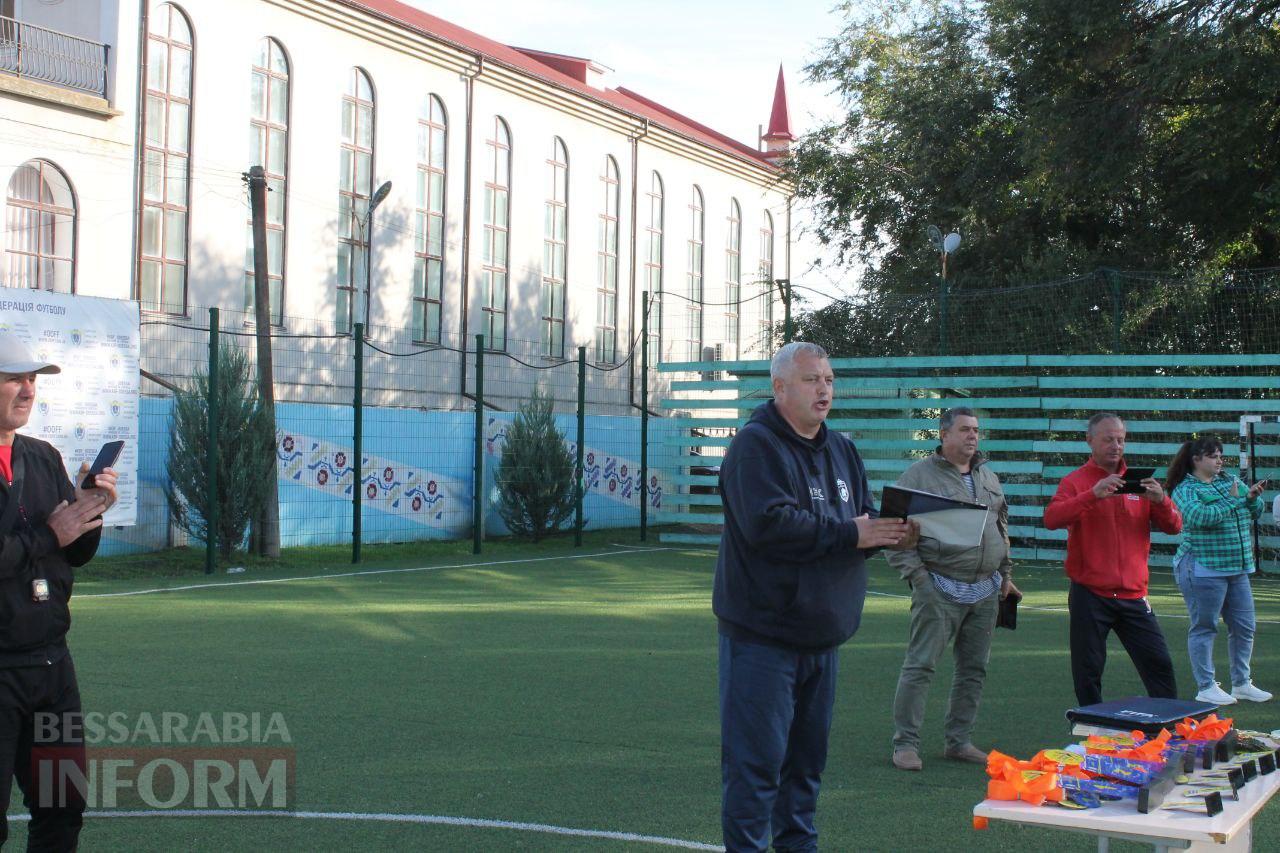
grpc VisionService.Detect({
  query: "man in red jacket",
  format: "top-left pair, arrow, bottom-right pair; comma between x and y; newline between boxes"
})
1044,413 -> 1182,706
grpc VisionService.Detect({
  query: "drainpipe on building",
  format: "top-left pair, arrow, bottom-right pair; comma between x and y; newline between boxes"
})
131,1 -> 149,309
785,193 -> 793,334
458,54 -> 483,405
627,118 -> 649,409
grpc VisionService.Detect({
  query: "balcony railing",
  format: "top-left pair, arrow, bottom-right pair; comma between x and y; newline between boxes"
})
0,15 -> 109,100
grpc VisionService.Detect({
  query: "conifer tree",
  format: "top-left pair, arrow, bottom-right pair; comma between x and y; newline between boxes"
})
494,387 -> 577,542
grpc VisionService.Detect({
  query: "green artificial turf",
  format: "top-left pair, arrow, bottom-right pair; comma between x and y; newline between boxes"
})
7,531 -> 1280,851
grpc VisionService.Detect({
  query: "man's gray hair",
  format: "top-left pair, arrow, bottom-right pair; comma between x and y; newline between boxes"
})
940,406 -> 976,432
1087,411 -> 1124,436
770,342 -> 828,381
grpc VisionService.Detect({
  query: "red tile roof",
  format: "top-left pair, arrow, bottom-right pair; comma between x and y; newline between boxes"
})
341,0 -> 779,171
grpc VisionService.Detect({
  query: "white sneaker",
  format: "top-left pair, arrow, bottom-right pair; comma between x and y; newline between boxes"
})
1196,683 -> 1238,705
1232,682 -> 1273,702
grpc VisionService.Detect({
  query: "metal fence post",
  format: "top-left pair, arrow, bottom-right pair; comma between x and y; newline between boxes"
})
1105,268 -> 1123,353
205,307 -> 219,575
640,290 -> 649,542
473,334 -> 485,555
938,275 -> 949,356
352,322 -> 364,564
576,346 -> 586,547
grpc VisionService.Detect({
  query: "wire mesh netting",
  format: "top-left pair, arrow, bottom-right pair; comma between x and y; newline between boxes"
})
126,303 -> 666,563
792,268 -> 1280,358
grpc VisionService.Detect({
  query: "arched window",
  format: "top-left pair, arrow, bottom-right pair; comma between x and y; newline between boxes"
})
758,210 -> 775,355
724,198 -> 742,360
246,37 -> 289,324
686,185 -> 704,361
414,93 -> 447,343
645,171 -> 664,364
337,67 -> 374,331
595,155 -> 620,364
138,3 -> 193,314
4,160 -> 75,292
481,117 -> 511,350
541,137 -> 568,358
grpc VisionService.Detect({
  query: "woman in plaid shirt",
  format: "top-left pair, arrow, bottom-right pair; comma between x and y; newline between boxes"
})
1166,435 -> 1271,706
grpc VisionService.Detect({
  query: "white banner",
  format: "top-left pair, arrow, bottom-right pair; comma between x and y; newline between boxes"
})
0,287 -> 140,526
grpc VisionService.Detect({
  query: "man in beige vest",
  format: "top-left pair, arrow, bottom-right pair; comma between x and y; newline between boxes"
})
888,407 -> 1017,771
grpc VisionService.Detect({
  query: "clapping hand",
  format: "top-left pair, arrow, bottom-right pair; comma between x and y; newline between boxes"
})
46,496 -> 107,547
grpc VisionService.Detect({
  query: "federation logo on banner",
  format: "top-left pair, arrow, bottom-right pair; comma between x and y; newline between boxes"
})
1,286 -> 140,526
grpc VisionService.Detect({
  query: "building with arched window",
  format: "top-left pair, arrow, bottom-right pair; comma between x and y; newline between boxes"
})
4,159 -> 76,292
0,0 -> 800,411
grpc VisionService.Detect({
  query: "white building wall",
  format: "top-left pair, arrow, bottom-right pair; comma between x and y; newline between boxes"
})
1,0 -> 802,413
0,0 -> 139,302
634,142 -> 791,366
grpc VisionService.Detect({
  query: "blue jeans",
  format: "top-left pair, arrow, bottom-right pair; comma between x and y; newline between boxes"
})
719,634 -> 838,853
1173,555 -> 1257,691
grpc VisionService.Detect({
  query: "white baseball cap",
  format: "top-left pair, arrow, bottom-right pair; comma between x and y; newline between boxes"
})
0,332 -> 61,375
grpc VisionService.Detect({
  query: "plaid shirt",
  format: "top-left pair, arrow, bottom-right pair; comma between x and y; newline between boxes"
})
1171,474 -> 1264,573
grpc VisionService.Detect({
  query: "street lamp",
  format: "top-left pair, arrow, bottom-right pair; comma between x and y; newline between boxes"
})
927,226 -> 961,355
358,180 -> 393,328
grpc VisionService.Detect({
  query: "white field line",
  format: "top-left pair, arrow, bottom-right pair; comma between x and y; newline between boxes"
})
75,548 -> 673,599
5,810 -> 721,850
866,590 -> 1280,626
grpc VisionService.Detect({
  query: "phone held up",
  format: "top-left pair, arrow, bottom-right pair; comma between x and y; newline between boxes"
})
81,440 -> 124,490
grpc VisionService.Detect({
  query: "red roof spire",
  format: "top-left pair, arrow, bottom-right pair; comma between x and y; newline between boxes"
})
763,64 -> 794,143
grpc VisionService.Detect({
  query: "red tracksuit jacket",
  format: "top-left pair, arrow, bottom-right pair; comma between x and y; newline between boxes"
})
1043,458 -> 1182,599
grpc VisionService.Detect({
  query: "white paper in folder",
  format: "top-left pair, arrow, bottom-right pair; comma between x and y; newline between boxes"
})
881,485 -> 989,548
913,506 -> 989,547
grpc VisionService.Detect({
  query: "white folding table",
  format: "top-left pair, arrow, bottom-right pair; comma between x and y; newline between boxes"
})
974,767 -> 1280,851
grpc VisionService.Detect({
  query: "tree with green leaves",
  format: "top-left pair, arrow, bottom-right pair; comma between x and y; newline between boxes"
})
166,343 -> 277,558
788,0 -> 1280,355
494,387 -> 578,543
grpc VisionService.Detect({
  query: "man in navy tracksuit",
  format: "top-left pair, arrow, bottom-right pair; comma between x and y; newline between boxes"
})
714,342 -> 914,852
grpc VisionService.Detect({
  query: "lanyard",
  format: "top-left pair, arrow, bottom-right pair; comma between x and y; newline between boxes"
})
0,450 -> 24,537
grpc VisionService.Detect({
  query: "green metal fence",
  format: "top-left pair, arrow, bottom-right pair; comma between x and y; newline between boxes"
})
134,299 -> 661,568
657,354 -> 1280,570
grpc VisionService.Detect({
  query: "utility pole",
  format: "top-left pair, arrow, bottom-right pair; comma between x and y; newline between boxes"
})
775,278 -> 793,343
246,166 -> 280,557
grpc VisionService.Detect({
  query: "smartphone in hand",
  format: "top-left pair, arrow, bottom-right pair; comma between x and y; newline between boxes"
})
81,440 -> 124,489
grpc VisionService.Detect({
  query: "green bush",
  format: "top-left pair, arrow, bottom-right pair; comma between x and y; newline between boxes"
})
166,343 -> 276,557
495,387 -> 577,542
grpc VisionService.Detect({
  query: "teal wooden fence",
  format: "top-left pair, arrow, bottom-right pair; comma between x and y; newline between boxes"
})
656,355 -> 1280,569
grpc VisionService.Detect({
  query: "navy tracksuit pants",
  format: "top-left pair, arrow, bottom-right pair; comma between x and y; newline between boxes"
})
719,634 -> 839,853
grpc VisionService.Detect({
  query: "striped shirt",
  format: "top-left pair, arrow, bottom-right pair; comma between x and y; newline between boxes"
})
930,569 -> 1002,605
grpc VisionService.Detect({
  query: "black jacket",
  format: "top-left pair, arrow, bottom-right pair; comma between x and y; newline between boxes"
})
713,401 -> 877,651
0,434 -> 100,667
